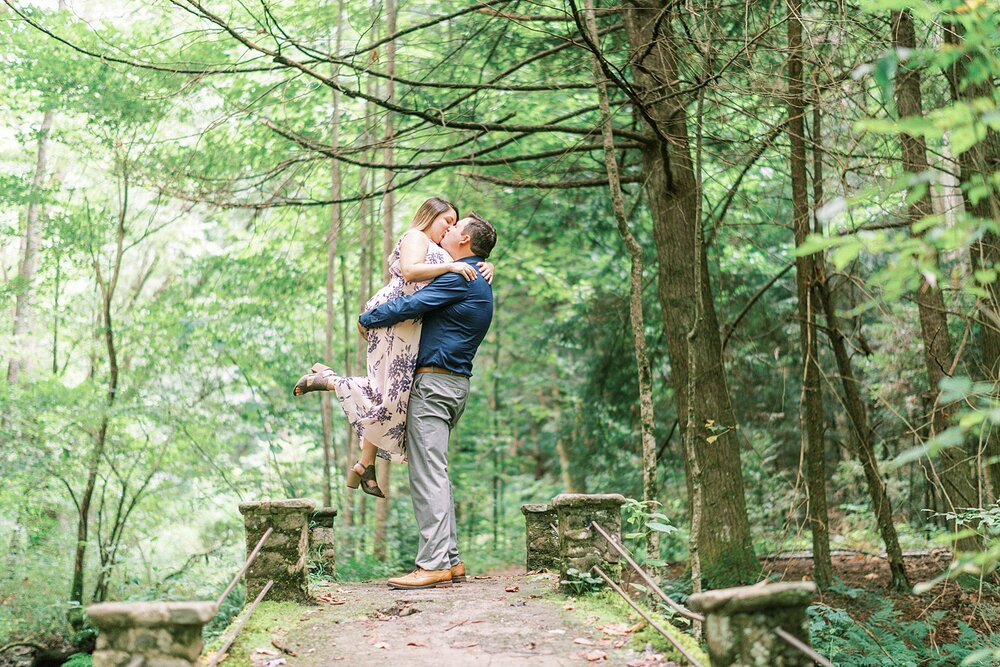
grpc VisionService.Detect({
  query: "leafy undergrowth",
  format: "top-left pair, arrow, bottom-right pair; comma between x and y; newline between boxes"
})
562,589 -> 708,665
808,599 -> 1000,666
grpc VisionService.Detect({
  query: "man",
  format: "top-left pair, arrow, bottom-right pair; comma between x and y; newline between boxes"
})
359,212 -> 497,590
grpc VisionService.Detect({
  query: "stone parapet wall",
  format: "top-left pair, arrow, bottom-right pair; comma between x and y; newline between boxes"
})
520,503 -> 559,571
87,601 -> 215,667
551,493 -> 626,586
310,507 -> 338,578
238,498 -> 316,603
689,581 -> 817,666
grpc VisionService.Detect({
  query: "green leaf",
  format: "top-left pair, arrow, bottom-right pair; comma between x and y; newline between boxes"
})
648,521 -> 676,533
939,375 -> 973,402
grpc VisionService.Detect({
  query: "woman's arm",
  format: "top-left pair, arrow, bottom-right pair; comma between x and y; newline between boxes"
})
399,231 -> 477,282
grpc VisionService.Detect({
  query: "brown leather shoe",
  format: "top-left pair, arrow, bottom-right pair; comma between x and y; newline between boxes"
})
387,568 -> 453,590
451,562 -> 467,583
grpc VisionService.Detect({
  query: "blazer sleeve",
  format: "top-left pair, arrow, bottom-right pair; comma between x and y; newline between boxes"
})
359,273 -> 469,329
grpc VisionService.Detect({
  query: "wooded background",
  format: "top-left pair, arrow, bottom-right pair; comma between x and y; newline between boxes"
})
1,0 -> 998,661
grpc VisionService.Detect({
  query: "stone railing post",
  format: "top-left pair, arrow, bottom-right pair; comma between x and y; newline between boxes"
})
238,498 -> 316,603
552,493 -> 626,586
520,503 -> 559,571
688,582 -> 817,667
310,507 -> 338,578
87,601 -> 215,667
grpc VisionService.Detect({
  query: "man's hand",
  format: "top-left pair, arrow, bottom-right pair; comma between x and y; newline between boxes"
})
357,320 -> 369,340
478,261 -> 495,284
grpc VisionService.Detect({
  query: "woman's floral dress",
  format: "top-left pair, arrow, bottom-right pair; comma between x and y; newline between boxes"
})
332,232 -> 452,462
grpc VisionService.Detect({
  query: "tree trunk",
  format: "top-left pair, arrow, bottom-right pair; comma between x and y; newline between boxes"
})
372,0 -> 397,561
583,0 -> 658,558
942,19 -> 1000,503
892,10 -> 980,551
71,162 -> 128,626
812,95 -> 909,590
622,0 -> 757,587
7,109 -> 54,384
321,0 -> 346,510
787,0 -> 832,589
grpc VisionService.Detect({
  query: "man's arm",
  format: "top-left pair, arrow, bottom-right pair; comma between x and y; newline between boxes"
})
359,272 -> 469,329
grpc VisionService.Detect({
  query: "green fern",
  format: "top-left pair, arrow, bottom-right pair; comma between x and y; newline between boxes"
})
808,601 -> 1000,666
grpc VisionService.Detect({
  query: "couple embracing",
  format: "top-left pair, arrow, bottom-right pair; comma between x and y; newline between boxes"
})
293,197 -> 498,590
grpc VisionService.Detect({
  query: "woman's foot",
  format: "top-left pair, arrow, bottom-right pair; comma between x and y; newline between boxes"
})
293,365 -> 336,396
346,461 -> 385,498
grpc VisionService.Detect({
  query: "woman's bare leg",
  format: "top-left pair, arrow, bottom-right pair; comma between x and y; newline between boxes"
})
359,438 -> 377,467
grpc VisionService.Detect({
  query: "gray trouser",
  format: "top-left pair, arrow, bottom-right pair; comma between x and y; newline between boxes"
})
405,372 -> 470,571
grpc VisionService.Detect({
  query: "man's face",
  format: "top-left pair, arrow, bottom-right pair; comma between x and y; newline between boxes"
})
442,218 -> 469,254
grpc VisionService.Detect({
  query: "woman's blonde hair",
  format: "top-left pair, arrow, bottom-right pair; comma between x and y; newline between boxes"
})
411,197 -> 458,231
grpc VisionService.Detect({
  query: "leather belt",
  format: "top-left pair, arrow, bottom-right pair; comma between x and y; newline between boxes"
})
415,365 -> 468,378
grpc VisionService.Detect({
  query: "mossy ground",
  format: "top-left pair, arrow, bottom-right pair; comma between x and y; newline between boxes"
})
203,601 -> 309,667
563,589 -> 708,665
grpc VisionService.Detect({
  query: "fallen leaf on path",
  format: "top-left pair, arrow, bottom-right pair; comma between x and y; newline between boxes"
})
584,650 -> 607,661
372,641 -> 389,649
315,592 -> 346,605
450,641 -> 479,649
270,638 -> 297,657
253,649 -> 279,656
574,637 -> 596,646
598,622 -> 633,636
406,640 -> 428,647
473,575 -> 491,579
563,602 -> 575,610
613,639 -> 627,649
505,584 -> 520,592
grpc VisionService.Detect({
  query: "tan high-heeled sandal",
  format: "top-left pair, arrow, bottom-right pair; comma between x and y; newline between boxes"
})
346,461 -> 385,498
293,363 -> 336,396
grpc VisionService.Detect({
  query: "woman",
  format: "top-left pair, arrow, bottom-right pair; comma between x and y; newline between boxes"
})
293,197 -> 494,497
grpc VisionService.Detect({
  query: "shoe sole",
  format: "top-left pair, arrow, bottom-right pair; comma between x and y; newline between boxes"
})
452,576 -> 466,583
387,581 -> 453,590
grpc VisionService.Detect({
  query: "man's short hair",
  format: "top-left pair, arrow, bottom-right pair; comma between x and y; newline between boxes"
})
464,212 -> 497,259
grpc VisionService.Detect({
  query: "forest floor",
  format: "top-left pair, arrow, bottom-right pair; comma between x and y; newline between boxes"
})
212,572 -> 689,667
760,550 -> 1000,642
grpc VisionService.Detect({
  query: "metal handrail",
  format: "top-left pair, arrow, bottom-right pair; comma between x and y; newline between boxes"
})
589,519 -> 834,667
591,521 -> 704,622
775,627 -> 835,667
592,566 -> 706,667
208,580 -> 274,667
204,525 -> 275,667
215,527 -> 273,609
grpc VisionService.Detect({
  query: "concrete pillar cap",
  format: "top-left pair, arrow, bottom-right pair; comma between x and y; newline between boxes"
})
551,493 -> 626,509
688,581 -> 817,614
520,503 -> 553,514
86,601 -> 217,628
312,507 -> 338,518
238,498 -> 317,514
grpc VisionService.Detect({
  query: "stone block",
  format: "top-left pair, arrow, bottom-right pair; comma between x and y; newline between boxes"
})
239,498 -> 316,603
688,582 -> 817,667
87,602 -> 214,667
551,493 -> 626,588
520,503 -> 559,571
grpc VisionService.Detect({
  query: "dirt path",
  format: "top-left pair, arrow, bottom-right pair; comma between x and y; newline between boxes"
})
239,573 -> 678,667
